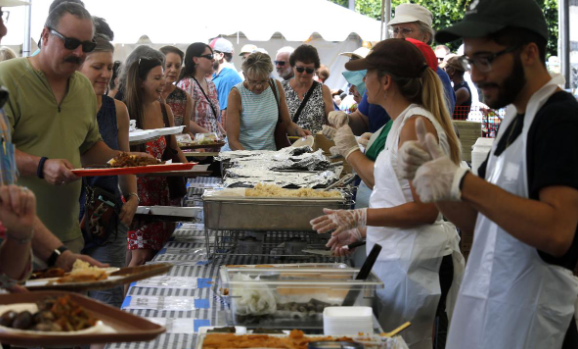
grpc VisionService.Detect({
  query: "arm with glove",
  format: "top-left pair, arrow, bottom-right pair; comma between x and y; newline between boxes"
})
407,120 -> 578,257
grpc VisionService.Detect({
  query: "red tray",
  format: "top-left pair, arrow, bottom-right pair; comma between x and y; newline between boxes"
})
72,163 -> 196,176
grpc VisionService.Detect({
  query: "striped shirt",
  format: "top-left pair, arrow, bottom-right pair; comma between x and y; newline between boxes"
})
226,81 -> 279,151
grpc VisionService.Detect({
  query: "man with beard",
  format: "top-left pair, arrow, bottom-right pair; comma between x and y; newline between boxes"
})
275,46 -> 294,81
398,0 -> 578,348
210,37 -> 242,128
0,2 -> 122,255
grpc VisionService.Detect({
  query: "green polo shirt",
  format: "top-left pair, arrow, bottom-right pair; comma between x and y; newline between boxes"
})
0,58 -> 101,242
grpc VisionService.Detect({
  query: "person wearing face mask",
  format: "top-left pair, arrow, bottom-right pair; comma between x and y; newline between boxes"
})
177,43 -> 223,137
311,38 -> 464,349
77,34 -> 138,308
159,45 -> 200,138
0,2 -> 125,259
224,52 -> 308,151
118,46 -> 187,267
399,0 -> 578,347
282,44 -> 333,134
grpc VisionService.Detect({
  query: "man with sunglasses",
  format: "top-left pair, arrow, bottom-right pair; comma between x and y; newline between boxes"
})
0,2 -> 124,256
399,0 -> 578,347
275,46 -> 294,81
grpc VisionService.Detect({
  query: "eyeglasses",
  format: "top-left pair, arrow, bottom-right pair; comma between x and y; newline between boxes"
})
198,54 -> 214,60
0,10 -> 9,23
48,27 -> 96,53
461,46 -> 520,73
295,66 -> 315,74
274,60 -> 286,66
389,27 -> 414,37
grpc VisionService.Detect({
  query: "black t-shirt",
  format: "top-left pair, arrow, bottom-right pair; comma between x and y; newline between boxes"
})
477,91 -> 578,270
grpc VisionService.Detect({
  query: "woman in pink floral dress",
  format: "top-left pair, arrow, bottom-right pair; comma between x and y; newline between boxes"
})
177,42 -> 225,138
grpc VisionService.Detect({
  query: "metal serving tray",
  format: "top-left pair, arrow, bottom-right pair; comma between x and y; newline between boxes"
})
202,189 -> 352,231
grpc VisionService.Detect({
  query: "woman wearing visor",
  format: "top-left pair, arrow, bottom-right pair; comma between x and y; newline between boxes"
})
311,39 -> 464,349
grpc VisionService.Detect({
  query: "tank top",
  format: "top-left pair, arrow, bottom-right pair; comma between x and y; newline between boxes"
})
234,81 -> 278,151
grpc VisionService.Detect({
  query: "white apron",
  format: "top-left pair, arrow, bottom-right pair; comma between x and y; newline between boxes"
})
368,105 -> 464,349
447,75 -> 578,349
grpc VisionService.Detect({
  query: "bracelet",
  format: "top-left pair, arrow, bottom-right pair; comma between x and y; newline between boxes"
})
47,245 -> 69,267
6,229 -> 34,244
37,157 -> 48,179
126,192 -> 140,203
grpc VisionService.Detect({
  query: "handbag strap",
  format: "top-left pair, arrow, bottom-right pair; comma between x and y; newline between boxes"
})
292,81 -> 318,123
193,77 -> 218,118
269,79 -> 282,124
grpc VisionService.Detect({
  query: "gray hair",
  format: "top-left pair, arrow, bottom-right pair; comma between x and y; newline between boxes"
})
88,33 -> 114,54
118,45 -> 165,91
0,47 -> 17,62
45,2 -> 93,31
277,46 -> 295,55
242,52 -> 273,80
417,21 -> 435,45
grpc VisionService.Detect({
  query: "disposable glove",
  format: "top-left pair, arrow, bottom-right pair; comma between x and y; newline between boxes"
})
328,111 -> 349,128
326,227 -> 364,257
321,125 -> 337,140
334,124 -> 360,160
413,132 -> 469,202
358,132 -> 373,147
310,208 -> 367,235
397,118 -> 432,180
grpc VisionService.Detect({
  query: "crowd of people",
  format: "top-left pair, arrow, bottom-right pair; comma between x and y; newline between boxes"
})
0,0 -> 576,349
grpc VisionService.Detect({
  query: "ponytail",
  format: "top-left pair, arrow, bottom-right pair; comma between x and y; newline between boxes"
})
420,68 -> 461,164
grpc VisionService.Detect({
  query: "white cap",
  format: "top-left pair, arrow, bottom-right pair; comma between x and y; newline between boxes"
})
339,47 -> 370,59
209,38 -> 234,53
0,0 -> 29,6
239,44 -> 258,56
388,3 -> 432,28
253,47 -> 269,55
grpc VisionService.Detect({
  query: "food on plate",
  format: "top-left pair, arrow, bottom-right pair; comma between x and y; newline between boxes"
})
245,184 -> 341,198
202,329 -> 353,349
30,268 -> 66,280
0,295 -> 98,332
108,152 -> 164,167
49,260 -> 108,284
194,132 -> 220,145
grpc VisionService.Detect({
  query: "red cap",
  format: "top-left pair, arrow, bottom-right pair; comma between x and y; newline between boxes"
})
404,38 -> 438,71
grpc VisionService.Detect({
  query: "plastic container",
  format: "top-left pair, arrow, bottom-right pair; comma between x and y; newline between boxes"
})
219,266 -> 383,329
323,307 -> 373,336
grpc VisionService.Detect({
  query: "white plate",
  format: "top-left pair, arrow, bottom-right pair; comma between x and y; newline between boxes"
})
25,274 -> 124,288
291,135 -> 314,148
25,268 -> 120,288
0,303 -> 108,335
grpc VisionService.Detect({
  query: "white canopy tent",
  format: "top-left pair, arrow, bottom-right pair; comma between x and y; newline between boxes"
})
2,0 -> 386,89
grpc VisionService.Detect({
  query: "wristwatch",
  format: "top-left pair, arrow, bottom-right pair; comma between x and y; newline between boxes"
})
47,246 -> 69,267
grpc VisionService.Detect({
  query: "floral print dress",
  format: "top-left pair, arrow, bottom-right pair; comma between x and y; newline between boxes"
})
127,136 -> 172,251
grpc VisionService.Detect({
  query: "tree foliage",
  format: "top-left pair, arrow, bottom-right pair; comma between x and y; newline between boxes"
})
329,0 -> 559,57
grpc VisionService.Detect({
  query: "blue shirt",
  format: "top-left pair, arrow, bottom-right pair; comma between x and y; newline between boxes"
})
212,67 -> 242,111
358,66 -> 457,133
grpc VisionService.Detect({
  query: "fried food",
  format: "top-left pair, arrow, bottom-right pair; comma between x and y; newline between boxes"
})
246,184 -> 342,198
202,330 -> 353,349
108,152 -> 164,167
30,268 -> 66,280
0,295 -> 98,332
52,268 -> 107,284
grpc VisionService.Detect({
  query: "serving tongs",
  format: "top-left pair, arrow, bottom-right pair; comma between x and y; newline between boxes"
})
381,321 -> 412,338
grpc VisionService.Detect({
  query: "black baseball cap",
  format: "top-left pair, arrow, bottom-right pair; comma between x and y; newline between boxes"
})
435,0 -> 548,43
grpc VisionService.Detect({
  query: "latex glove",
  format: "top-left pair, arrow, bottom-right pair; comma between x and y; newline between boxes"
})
397,118 -> 433,180
329,146 -> 341,157
326,227 -> 364,257
310,208 -> 367,236
334,124 -> 360,160
321,125 -> 337,140
358,132 -> 372,147
328,111 -> 349,128
413,132 -> 469,202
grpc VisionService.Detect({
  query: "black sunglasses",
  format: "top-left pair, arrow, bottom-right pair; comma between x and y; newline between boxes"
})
274,60 -> 286,66
198,54 -> 214,60
296,66 -> 315,74
48,27 -> 96,53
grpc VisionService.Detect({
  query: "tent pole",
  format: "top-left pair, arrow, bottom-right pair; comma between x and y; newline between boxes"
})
380,0 -> 385,40
559,0 -> 570,89
380,0 -> 391,40
22,0 -> 32,57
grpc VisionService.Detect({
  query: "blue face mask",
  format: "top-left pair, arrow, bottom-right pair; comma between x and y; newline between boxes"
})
342,69 -> 367,96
